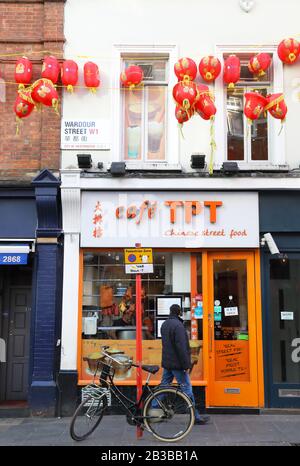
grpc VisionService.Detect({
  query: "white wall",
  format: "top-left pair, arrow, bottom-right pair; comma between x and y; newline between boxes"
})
62,0 -> 300,170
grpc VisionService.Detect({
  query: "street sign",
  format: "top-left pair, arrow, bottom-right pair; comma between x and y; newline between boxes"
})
124,248 -> 153,274
0,253 -> 28,265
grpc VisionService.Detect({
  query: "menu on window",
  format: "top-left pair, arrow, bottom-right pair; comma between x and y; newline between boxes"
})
156,296 -> 182,316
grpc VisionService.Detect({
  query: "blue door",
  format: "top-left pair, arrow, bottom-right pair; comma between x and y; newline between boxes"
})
263,253 -> 300,407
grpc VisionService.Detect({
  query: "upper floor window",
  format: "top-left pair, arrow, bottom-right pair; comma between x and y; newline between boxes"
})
121,56 -> 168,162
214,46 -> 285,169
226,52 -> 272,162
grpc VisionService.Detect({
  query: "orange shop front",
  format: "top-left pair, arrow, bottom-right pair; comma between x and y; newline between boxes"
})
79,191 -> 265,409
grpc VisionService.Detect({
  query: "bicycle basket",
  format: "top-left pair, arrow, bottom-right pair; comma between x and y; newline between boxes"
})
81,384 -> 111,407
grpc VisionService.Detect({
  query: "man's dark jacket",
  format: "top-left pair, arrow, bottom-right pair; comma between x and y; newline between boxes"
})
161,314 -> 191,370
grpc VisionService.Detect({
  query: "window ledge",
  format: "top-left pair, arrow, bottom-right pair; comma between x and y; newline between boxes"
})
214,164 -> 290,172
124,162 -> 182,172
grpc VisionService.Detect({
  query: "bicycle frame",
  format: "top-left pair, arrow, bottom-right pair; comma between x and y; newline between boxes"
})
101,369 -> 156,424
96,347 -> 184,427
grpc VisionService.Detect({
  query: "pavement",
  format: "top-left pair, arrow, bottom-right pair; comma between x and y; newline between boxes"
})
0,413 -> 300,446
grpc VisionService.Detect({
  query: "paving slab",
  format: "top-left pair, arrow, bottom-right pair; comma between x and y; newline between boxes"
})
0,414 -> 299,446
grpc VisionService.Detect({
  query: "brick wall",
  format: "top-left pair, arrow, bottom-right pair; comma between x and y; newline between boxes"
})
0,0 -> 65,182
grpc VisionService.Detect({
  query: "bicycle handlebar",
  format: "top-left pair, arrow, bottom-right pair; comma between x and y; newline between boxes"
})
100,346 -> 132,366
100,346 -> 139,368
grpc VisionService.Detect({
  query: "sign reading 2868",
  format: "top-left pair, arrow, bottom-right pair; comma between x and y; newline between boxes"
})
0,254 -> 28,265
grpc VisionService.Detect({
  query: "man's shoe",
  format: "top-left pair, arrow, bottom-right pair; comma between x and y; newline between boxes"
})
194,415 -> 210,425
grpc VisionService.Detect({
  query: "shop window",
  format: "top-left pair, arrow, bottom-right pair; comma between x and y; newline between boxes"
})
80,251 -> 204,384
121,57 -> 168,163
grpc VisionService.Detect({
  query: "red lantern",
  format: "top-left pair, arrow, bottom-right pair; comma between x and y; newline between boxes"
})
277,38 -> 300,64
14,90 -> 35,134
14,91 -> 34,119
244,91 -> 267,123
194,84 -> 212,119
31,78 -> 59,113
15,56 -> 32,90
223,55 -> 240,89
42,56 -> 60,84
199,56 -> 221,82
120,65 -> 143,89
248,53 -> 272,77
61,60 -> 78,92
195,93 -> 216,120
173,81 -> 198,113
84,61 -> 100,93
174,57 -> 197,81
175,105 -> 190,124
265,93 -> 287,121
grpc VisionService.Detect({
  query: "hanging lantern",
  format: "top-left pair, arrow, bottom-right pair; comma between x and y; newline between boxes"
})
244,91 -> 267,124
194,83 -> 217,175
42,56 -> 60,84
277,38 -> 300,64
248,53 -> 272,77
84,61 -> 100,93
199,56 -> 221,82
265,93 -> 287,120
174,57 -> 197,81
223,55 -> 240,89
194,84 -> 216,119
14,91 -> 34,118
31,78 -> 59,113
61,60 -> 78,92
175,105 -> 191,124
15,56 -> 32,90
194,85 -> 210,119
172,81 -> 198,114
175,105 -> 193,139
195,93 -> 216,120
14,90 -> 35,134
120,65 -> 143,89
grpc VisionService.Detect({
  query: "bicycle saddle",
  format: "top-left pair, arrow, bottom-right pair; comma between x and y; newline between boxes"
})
141,365 -> 160,374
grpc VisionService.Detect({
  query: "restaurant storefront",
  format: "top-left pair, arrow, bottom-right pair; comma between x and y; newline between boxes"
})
59,184 -> 265,413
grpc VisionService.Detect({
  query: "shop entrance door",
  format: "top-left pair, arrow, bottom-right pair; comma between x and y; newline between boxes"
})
207,252 -> 261,407
266,255 -> 300,407
6,287 -> 32,400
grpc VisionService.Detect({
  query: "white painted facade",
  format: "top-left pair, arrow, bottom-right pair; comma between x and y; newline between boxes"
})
60,0 -> 300,372
61,0 -> 300,172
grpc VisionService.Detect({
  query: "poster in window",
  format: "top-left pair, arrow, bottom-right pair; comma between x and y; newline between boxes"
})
156,318 -> 166,338
156,296 -> 182,316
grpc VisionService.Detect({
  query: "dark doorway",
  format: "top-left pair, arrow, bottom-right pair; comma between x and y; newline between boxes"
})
0,265 -> 32,402
264,254 -> 300,407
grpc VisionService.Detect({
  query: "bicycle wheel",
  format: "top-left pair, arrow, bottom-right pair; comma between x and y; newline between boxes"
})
70,393 -> 107,441
143,387 -> 195,442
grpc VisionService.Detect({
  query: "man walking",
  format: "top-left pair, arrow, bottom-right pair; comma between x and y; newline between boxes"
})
160,303 -> 210,425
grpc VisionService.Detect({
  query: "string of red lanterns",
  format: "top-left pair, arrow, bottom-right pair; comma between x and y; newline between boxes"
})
12,36 -> 298,134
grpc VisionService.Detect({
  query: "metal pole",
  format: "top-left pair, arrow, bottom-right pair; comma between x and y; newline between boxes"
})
135,244 -> 143,438
136,273 -> 143,438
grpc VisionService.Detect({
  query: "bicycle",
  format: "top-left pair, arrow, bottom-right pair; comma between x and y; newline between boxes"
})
70,345 -> 195,443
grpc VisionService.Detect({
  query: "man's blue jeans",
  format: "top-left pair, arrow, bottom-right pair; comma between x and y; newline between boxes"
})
153,368 -> 201,421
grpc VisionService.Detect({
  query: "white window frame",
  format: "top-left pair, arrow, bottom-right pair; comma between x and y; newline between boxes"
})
111,44 -> 179,169
214,45 -> 286,170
